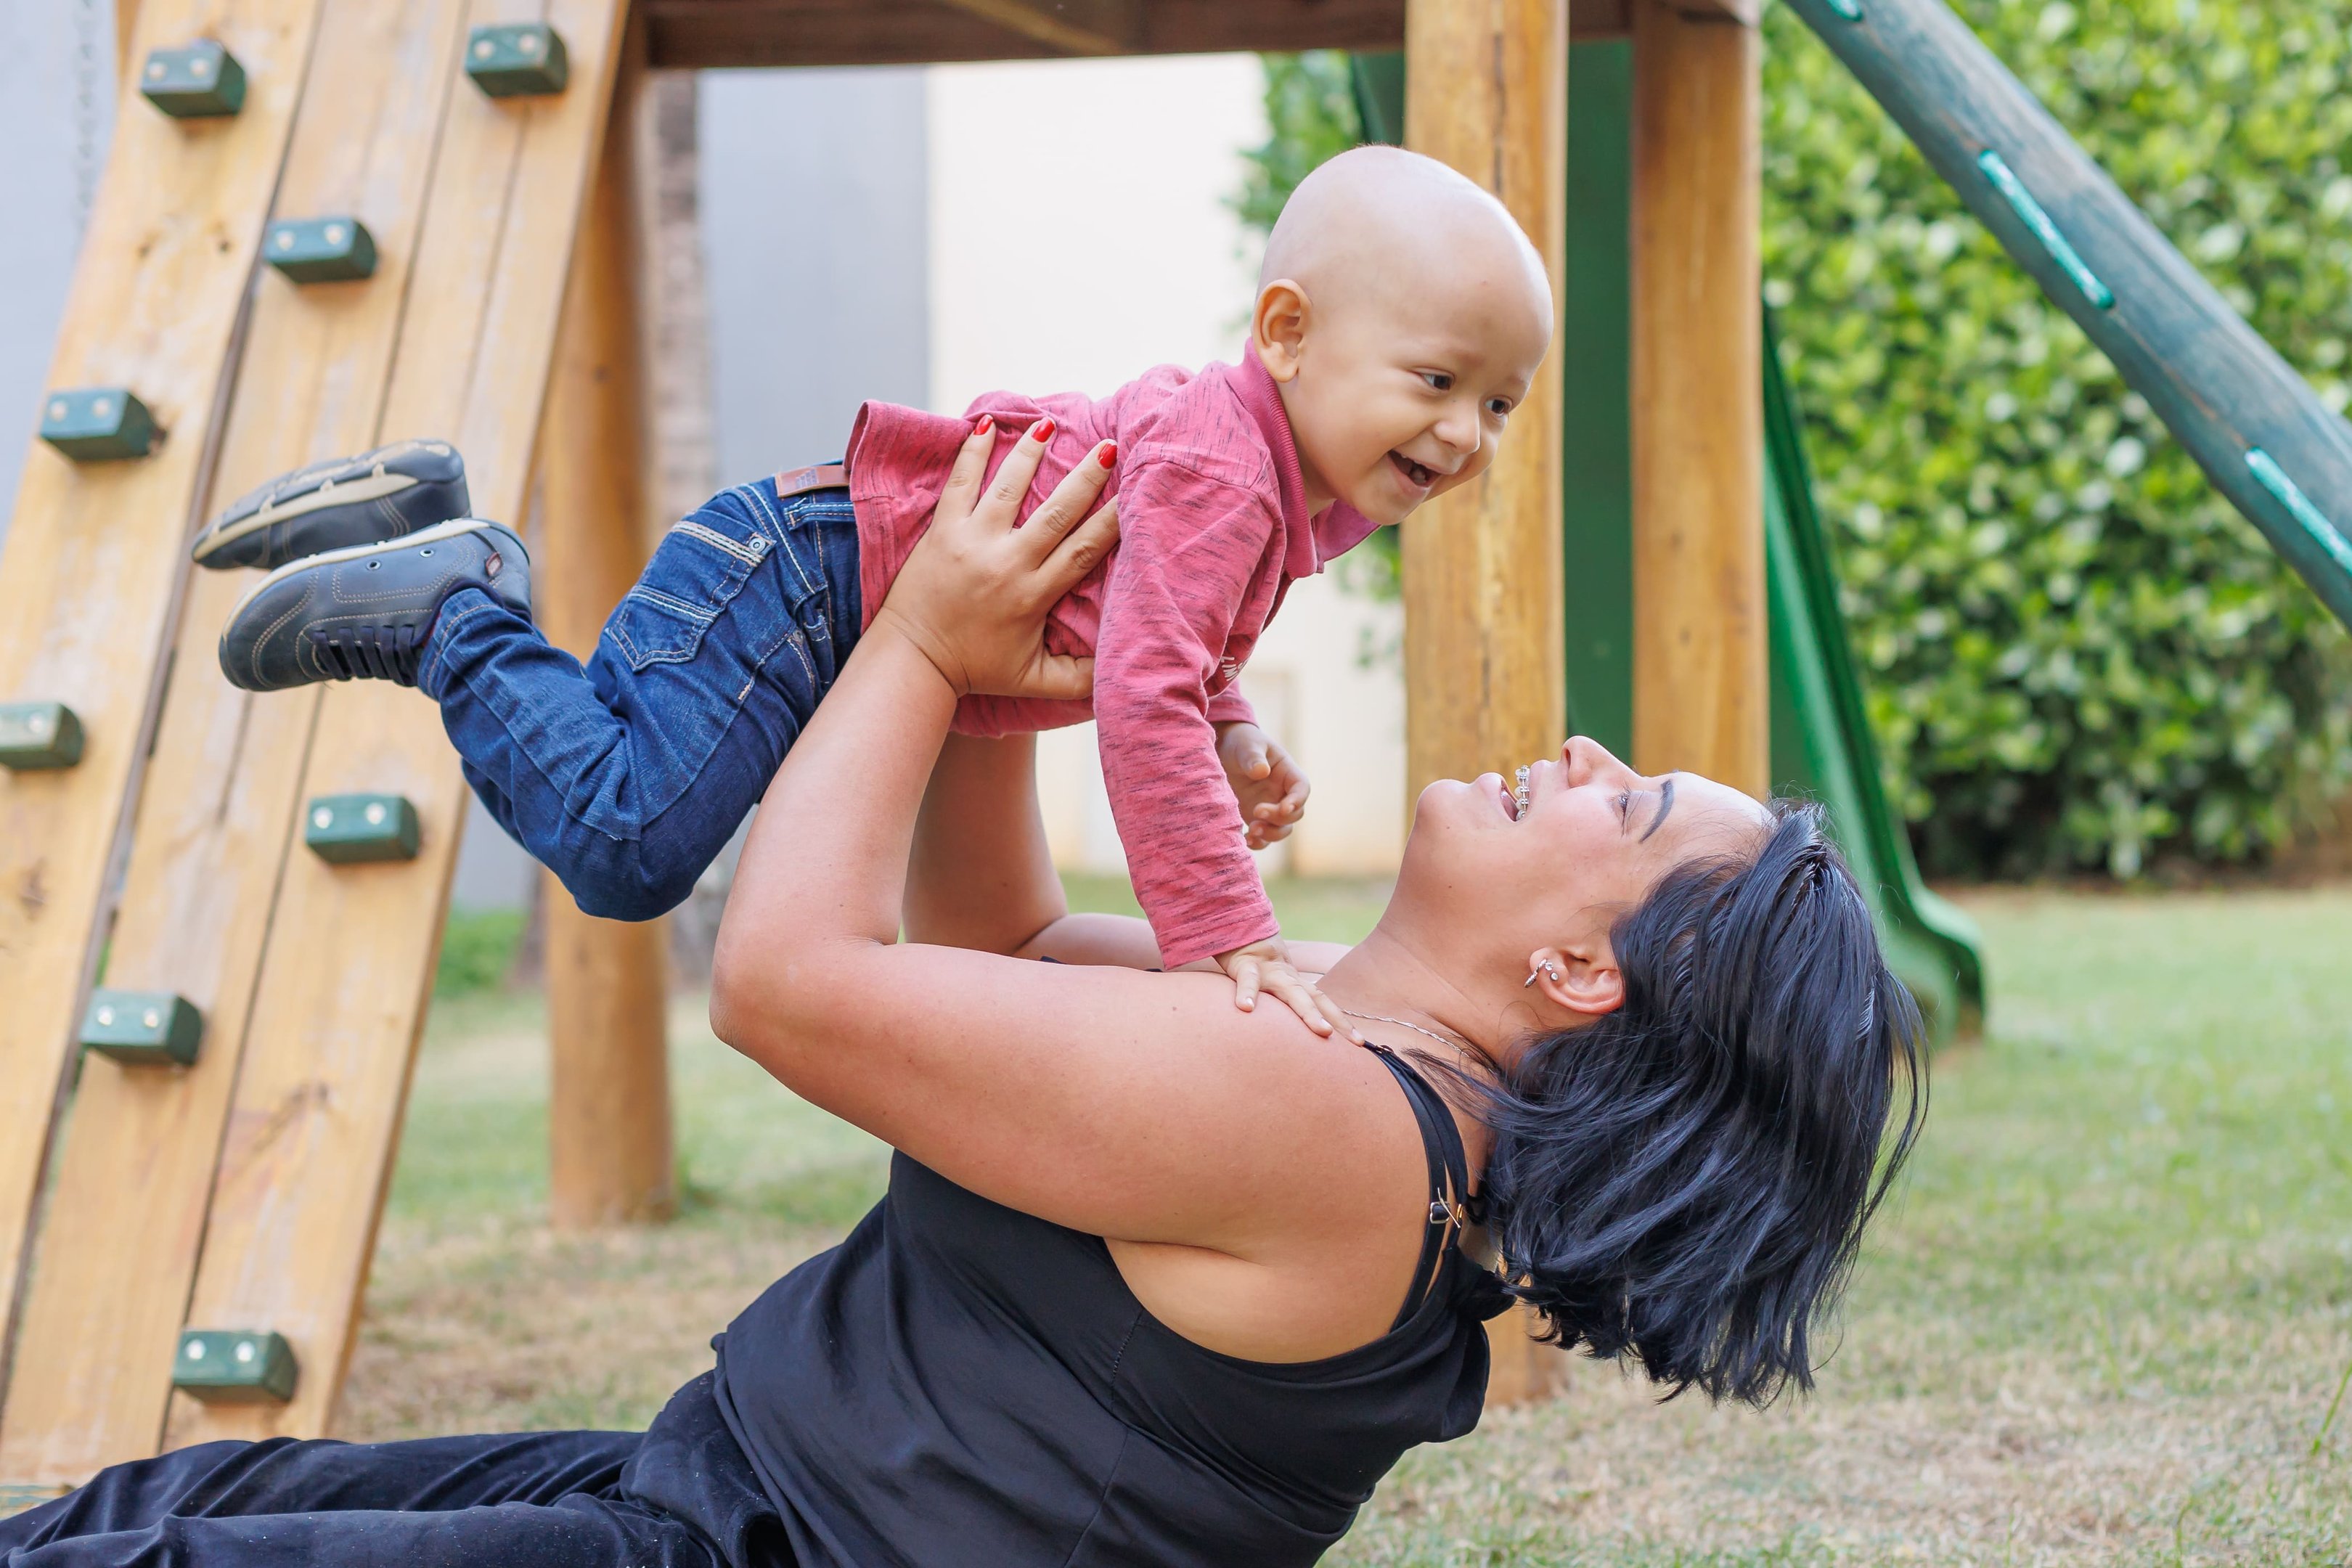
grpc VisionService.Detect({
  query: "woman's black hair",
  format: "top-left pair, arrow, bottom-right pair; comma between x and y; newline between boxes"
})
1450,801 -> 1925,1408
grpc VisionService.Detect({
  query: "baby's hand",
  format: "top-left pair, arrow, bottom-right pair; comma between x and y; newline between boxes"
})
1215,722 -> 1310,852
1217,937 -> 1362,1042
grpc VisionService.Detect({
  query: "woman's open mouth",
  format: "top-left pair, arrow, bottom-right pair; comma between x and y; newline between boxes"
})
1388,451 -> 1437,491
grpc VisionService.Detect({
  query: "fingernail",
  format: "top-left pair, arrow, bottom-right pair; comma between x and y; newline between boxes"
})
1031,417 -> 1056,444
1098,441 -> 1117,467
975,414 -> 995,436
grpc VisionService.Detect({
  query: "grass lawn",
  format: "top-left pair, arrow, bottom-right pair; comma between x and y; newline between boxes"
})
346,883 -> 2352,1565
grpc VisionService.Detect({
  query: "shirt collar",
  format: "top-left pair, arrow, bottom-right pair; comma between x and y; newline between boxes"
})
1230,345 -> 1381,579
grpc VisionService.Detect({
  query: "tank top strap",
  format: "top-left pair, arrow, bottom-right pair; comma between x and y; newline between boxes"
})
1360,1042 -> 1477,1333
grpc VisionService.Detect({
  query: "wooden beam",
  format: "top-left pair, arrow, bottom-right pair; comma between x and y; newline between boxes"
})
1570,0 -> 1632,36
1400,0 -> 1569,1409
115,0 -> 143,80
538,30 -> 677,1230
644,0 -> 1408,67
1630,0 -> 1765,796
931,0 -> 1139,54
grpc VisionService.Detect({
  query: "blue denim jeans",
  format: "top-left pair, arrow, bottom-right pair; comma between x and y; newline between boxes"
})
0,1373 -> 787,1567
420,478 -> 860,921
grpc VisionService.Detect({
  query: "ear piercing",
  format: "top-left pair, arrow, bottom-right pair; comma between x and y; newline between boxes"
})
1522,961 -> 1561,989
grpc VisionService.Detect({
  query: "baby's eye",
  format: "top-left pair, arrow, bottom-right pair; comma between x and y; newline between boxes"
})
1420,370 -> 1454,392
1485,396 -> 1515,418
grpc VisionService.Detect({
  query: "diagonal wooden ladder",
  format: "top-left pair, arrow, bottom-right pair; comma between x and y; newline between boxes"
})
0,0 -> 648,1482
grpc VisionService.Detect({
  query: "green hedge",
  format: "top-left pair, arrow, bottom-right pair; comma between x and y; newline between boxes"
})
1763,0 -> 2352,877
1247,8 -> 2352,878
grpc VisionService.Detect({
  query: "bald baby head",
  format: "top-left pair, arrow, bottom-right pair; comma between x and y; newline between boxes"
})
1251,145 -> 1553,528
1260,144 -> 1548,312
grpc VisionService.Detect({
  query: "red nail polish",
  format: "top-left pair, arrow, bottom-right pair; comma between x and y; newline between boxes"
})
974,414 -> 994,436
1031,417 -> 1056,444
1098,441 -> 1117,467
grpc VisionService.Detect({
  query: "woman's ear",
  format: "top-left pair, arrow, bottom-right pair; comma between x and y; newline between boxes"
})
1251,279 -> 1312,383
1528,942 -> 1624,1019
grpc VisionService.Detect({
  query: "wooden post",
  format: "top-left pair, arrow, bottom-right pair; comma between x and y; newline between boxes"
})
536,32 -> 676,1228
1402,0 -> 1569,1408
1401,0 -> 1569,800
1630,0 -> 1766,796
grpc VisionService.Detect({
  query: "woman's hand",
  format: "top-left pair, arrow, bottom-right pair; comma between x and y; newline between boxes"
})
871,417 -> 1120,701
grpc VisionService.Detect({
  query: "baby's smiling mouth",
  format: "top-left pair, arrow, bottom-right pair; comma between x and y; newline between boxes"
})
1388,451 -> 1437,489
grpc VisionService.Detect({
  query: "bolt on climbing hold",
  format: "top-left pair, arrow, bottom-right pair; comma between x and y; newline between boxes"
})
41,388 -> 158,462
173,1330 -> 298,1404
2247,449 -> 2352,579
465,24 -> 570,98
305,793 -> 421,865
140,41 -> 246,119
0,702 -> 83,770
1977,150 -> 2114,311
80,989 -> 203,1067
264,217 -> 378,284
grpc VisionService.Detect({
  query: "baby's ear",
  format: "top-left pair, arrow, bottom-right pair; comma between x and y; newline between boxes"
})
1251,279 -> 1312,382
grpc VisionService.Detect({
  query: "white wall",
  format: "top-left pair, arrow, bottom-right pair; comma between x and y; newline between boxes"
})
0,1 -> 114,545
925,54 -> 1405,878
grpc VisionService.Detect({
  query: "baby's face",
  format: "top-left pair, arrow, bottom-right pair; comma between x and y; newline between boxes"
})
1273,248 -> 1551,526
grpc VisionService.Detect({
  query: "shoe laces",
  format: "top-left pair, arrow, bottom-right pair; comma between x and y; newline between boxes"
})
309,622 -> 425,687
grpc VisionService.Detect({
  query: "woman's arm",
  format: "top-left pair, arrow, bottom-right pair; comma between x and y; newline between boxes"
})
903,732 -> 1164,969
709,425 -> 1417,1260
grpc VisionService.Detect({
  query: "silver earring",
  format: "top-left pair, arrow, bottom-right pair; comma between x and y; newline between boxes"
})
1522,962 -> 1561,989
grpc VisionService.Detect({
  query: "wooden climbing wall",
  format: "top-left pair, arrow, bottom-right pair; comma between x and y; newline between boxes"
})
0,0 -> 329,1406
0,0 -> 634,1480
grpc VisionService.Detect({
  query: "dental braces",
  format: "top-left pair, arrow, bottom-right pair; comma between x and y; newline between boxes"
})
1512,765 -> 1530,820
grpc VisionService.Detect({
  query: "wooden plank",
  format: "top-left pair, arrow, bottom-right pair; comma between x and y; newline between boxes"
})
1628,0 -> 1765,796
115,1 -> 144,80
931,0 -> 1140,54
0,0 -> 324,1391
539,30 -> 677,1230
1398,0 -> 1569,1409
0,0 -> 475,1486
163,0 -> 634,1447
644,0 -> 1409,66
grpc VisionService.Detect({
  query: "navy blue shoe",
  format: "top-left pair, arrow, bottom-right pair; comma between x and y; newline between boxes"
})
192,438 -> 470,570
218,519 -> 530,693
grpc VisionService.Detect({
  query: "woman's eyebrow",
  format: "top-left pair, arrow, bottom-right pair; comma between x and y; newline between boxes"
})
1639,777 -> 1677,843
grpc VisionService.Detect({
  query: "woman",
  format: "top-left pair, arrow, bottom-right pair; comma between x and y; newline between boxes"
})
1,425 -> 1922,1567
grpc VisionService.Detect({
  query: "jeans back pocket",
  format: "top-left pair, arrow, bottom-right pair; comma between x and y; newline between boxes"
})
607,517 -> 772,670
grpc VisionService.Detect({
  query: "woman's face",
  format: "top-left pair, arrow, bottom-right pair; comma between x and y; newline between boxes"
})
1400,737 -> 1772,984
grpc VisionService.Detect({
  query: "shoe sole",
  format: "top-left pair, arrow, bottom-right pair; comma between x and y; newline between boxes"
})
194,444 -> 457,563
224,516 -> 519,626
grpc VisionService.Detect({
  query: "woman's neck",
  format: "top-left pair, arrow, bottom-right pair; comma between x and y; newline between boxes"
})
1320,928 -> 1503,1079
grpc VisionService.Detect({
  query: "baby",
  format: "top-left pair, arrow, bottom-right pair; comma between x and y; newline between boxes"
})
205,146 -> 1553,1034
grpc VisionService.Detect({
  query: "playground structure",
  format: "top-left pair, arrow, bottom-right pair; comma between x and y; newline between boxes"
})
1,0 -> 2349,1495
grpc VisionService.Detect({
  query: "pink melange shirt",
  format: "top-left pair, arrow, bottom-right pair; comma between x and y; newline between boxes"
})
843,348 -> 1379,969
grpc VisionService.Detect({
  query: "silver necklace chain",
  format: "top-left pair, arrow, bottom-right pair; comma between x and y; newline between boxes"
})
1340,1008 -> 1475,1058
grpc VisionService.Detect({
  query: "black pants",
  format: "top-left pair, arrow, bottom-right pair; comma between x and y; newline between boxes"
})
0,1374 -> 788,1567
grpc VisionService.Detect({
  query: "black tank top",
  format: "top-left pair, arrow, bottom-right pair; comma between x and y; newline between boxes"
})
710,1047 -> 1514,1567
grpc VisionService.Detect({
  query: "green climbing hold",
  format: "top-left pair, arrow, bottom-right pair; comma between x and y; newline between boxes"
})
40,388 -> 158,461
0,702 -> 83,770
465,24 -> 569,98
304,793 -> 421,864
139,41 -> 247,119
264,217 -> 377,284
173,1330 -> 298,1404
80,989 -> 203,1067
